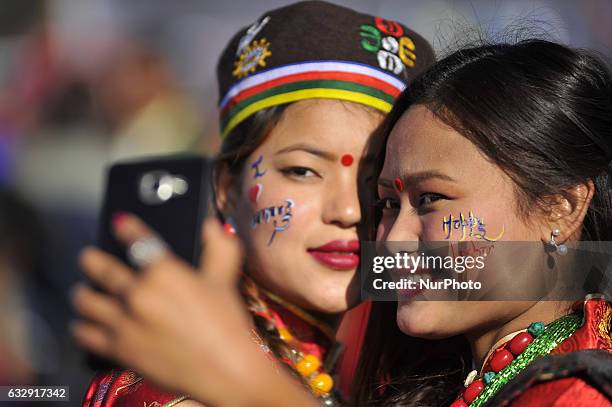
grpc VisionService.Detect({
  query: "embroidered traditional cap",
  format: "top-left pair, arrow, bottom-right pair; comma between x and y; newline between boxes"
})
217,0 -> 434,138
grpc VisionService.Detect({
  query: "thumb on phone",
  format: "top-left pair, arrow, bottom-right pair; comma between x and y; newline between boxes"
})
199,217 -> 243,285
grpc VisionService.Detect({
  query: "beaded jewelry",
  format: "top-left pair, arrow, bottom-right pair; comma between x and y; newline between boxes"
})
450,313 -> 581,407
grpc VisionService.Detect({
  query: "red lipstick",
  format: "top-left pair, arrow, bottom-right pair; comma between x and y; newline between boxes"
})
308,240 -> 360,270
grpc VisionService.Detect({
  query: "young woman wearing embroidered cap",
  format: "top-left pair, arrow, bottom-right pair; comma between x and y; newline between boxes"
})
73,1 -> 434,406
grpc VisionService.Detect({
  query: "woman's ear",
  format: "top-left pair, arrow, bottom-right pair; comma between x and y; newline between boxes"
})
214,162 -> 239,215
541,180 -> 594,242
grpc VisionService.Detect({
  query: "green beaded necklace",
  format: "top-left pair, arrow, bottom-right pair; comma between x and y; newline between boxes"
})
469,313 -> 582,407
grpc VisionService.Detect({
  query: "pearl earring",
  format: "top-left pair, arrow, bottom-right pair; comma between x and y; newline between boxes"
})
549,228 -> 567,256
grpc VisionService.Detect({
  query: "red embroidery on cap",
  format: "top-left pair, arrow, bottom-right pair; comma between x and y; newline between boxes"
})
375,17 -> 405,37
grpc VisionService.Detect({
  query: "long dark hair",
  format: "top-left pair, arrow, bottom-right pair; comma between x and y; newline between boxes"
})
353,39 -> 612,406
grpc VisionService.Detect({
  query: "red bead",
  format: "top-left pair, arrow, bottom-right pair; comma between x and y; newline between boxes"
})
508,332 -> 534,355
450,399 -> 468,407
463,379 -> 484,404
490,349 -> 514,373
341,154 -> 354,166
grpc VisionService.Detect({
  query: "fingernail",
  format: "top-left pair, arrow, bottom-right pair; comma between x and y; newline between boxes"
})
112,212 -> 128,228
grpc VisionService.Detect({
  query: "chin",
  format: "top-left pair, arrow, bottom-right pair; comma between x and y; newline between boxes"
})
396,301 -> 452,339
303,280 -> 358,314
297,268 -> 358,312
304,292 -> 351,314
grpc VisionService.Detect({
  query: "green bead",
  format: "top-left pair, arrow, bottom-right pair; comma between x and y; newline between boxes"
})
483,371 -> 495,385
527,321 -> 545,336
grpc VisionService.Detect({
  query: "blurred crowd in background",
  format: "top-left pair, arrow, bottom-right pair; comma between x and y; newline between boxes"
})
0,0 -> 610,402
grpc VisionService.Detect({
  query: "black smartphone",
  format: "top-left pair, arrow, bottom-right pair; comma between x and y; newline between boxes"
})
98,154 -> 213,267
86,154 -> 213,370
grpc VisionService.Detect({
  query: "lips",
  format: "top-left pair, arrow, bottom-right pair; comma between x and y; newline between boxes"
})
390,269 -> 427,301
308,240 -> 360,270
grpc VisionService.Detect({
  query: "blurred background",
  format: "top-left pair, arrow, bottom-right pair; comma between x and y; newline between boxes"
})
0,0 -> 610,404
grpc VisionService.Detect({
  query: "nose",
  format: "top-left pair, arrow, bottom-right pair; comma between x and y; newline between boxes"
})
322,178 -> 361,228
383,207 -> 421,243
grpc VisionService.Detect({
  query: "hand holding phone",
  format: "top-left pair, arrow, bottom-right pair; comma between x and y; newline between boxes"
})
86,155 -> 213,369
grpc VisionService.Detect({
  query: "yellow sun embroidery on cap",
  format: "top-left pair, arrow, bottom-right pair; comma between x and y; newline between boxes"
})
233,38 -> 272,79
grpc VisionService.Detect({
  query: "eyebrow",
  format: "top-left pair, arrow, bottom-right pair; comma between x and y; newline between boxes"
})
274,143 -> 336,161
378,171 -> 456,187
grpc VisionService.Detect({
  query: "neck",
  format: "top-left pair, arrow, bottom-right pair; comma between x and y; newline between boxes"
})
309,309 -> 343,332
466,300 -> 573,368
258,286 -> 339,342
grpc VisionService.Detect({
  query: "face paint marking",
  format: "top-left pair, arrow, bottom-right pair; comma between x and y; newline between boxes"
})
251,155 -> 267,178
442,211 -> 505,241
248,184 -> 263,203
394,177 -> 404,192
268,200 -> 294,245
250,199 -> 295,245
341,154 -> 354,167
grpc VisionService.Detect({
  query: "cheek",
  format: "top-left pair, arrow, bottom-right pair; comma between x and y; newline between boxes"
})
287,200 -> 317,227
426,204 -> 511,242
240,181 -> 320,248
246,183 -> 264,205
420,213 -> 447,240
376,215 -> 395,240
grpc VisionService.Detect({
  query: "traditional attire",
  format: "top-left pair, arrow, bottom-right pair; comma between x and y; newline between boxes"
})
81,291 -> 339,406
453,295 -> 612,407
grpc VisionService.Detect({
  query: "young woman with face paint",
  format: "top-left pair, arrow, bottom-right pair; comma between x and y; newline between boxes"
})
73,39 -> 611,406
73,2 -> 434,406
353,39 -> 612,406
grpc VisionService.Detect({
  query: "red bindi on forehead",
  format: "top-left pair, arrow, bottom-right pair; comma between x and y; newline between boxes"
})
394,177 -> 404,192
341,154 -> 354,166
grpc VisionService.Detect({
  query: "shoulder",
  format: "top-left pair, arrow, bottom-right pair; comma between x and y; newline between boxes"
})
488,349 -> 612,406
554,297 -> 612,355
511,376 -> 610,407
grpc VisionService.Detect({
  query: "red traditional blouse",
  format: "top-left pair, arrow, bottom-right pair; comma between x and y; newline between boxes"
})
81,296 -> 334,407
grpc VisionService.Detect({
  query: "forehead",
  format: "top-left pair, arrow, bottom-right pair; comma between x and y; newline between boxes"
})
260,99 -> 383,153
382,105 -> 486,176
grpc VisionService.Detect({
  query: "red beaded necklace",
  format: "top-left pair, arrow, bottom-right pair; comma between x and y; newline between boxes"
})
450,314 -> 581,407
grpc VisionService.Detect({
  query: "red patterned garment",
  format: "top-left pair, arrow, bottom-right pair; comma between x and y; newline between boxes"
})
484,296 -> 612,406
81,296 -> 334,406
82,370 -> 185,407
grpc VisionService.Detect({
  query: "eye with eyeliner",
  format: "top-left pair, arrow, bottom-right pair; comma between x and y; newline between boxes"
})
374,192 -> 449,214
375,196 -> 400,211
418,192 -> 448,207
279,166 -> 320,180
